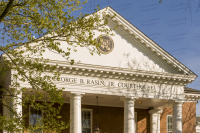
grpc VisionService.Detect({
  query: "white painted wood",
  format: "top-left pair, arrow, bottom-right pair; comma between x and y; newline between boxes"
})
124,98 -> 136,133
149,109 -> 162,133
15,93 -> 22,117
196,125 -> 200,133
17,73 -> 185,101
70,93 -> 84,133
40,27 -> 170,73
172,102 -> 183,133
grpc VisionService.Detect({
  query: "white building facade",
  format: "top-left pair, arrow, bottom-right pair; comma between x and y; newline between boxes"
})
1,7 -> 200,133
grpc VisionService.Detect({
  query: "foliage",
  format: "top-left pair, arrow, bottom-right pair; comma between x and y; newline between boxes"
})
0,0 -> 112,132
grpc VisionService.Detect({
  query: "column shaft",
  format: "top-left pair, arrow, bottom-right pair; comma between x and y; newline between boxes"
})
172,102 -> 183,133
10,93 -> 22,118
124,98 -> 135,133
15,93 -> 22,117
149,110 -> 162,133
70,93 -> 82,133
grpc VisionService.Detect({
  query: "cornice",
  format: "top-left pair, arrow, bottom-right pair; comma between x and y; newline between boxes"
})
43,59 -> 196,86
101,7 -> 196,77
184,94 -> 200,102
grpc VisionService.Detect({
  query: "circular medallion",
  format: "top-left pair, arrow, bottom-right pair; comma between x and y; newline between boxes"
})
97,35 -> 114,54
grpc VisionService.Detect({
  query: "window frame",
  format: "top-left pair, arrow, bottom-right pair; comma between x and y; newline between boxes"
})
167,114 -> 172,133
81,108 -> 93,133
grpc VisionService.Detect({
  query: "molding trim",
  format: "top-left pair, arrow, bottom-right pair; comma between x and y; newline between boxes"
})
41,59 -> 196,86
101,6 -> 197,77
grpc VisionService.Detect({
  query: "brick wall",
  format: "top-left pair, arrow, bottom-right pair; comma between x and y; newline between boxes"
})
160,102 -> 196,133
23,102 -> 196,133
136,108 -> 150,133
182,102 -> 196,133
58,104 -> 150,133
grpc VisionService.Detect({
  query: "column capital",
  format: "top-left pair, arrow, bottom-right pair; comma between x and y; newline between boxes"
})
120,96 -> 138,101
69,92 -> 85,98
70,92 -> 85,95
173,101 -> 184,105
126,96 -> 138,100
149,109 -> 163,114
168,100 -> 184,105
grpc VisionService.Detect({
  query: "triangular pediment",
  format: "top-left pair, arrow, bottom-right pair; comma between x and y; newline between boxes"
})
39,7 -> 196,78
3,7 -> 196,79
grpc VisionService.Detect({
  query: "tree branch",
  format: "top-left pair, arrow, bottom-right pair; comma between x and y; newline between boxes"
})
11,0 -> 28,8
0,0 -> 14,23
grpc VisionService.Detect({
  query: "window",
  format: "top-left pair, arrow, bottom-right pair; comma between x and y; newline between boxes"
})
29,106 -> 42,133
167,115 -> 172,133
82,109 -> 92,133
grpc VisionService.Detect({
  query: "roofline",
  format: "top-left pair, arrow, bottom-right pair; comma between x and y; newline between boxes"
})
102,6 -> 197,77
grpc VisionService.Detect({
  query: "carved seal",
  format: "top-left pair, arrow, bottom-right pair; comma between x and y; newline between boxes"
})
97,35 -> 114,54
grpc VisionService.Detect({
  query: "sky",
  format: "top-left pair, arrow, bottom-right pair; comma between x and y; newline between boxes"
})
1,0 -> 200,115
80,0 -> 200,115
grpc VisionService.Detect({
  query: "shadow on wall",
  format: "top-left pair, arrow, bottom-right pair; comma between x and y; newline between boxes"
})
136,109 -> 150,133
182,102 -> 196,133
160,102 -> 196,133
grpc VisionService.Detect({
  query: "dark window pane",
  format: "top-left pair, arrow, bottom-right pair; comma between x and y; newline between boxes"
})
30,107 -> 42,133
82,128 -> 91,133
82,110 -> 91,133
167,115 -> 172,133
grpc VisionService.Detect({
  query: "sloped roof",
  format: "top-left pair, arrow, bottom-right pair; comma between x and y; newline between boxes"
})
184,87 -> 200,94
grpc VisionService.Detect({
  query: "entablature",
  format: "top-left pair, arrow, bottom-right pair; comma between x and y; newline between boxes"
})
44,60 -> 196,86
184,94 -> 200,102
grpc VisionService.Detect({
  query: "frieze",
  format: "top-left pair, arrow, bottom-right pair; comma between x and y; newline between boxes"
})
58,77 -> 156,91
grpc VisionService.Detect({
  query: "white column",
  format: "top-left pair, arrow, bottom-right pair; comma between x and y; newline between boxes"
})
15,93 -> 22,117
7,92 -> 22,116
124,97 -> 136,133
172,102 -> 183,133
149,109 -> 162,133
70,93 -> 84,133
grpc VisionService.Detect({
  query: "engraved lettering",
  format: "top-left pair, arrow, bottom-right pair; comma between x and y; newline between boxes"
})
61,77 -> 65,82
87,79 -> 90,84
130,84 -> 133,88
111,82 -> 114,87
118,83 -> 121,87
95,80 -> 99,85
100,81 -> 105,86
80,79 -> 84,84
91,80 -> 95,85
74,78 -> 77,83
66,78 -> 70,82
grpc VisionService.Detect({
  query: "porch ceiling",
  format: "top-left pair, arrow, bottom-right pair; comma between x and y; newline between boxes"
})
64,92 -> 170,110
